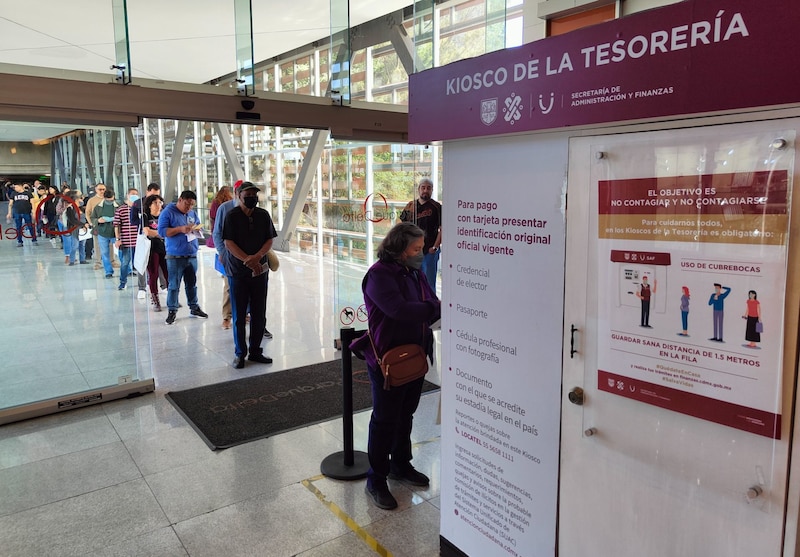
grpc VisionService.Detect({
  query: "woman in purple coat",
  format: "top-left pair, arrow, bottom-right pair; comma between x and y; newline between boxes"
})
351,222 -> 441,510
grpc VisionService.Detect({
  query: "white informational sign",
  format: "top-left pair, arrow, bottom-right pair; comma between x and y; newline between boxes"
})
440,135 -> 566,556
594,132 -> 793,439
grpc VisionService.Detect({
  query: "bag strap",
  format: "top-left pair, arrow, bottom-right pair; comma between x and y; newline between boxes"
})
366,330 -> 392,389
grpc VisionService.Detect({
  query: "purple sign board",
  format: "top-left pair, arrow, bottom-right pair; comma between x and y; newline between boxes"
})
409,0 -> 800,143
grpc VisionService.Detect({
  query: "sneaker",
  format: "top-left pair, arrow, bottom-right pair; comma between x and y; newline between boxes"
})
388,467 -> 430,487
16,243 -> 23,248
32,240 -> 38,245
105,274 -> 113,279
80,261 -> 89,264
165,310 -> 177,325
137,290 -> 147,300
190,307 -> 208,318
263,329 -> 273,339
365,482 -> 398,510
118,284 -> 126,290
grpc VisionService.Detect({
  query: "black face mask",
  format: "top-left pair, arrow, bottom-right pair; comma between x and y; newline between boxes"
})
406,253 -> 424,269
242,197 -> 258,209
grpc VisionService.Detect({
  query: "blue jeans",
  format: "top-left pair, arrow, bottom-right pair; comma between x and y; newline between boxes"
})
681,311 -> 688,331
228,273 -> 268,358
62,226 -> 74,259
166,257 -> 199,311
97,235 -> 115,275
13,213 -> 36,244
67,234 -> 80,264
59,221 -> 70,255
421,249 -> 439,290
118,246 -> 133,286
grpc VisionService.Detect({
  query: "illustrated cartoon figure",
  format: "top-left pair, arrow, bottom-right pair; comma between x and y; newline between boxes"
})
708,283 -> 731,342
743,290 -> 762,349
636,275 -> 656,328
678,286 -> 690,336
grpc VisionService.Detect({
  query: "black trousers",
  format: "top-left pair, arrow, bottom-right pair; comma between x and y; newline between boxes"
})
366,363 -> 425,485
228,273 -> 268,357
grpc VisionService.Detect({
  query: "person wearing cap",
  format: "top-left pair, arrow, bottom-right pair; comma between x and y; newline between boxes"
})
157,190 -> 209,325
221,181 -> 277,369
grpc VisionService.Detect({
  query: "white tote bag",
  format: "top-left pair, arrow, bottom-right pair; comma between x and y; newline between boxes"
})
133,232 -> 151,275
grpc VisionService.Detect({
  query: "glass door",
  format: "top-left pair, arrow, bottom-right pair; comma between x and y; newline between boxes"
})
0,122 -> 154,425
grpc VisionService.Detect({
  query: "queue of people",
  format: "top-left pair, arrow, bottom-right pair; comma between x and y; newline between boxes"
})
6,176 -> 442,513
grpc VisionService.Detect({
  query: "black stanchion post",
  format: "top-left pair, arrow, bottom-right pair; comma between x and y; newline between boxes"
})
320,327 -> 370,479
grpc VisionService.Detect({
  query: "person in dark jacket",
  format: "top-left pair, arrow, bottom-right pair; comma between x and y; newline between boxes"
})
350,222 -> 441,510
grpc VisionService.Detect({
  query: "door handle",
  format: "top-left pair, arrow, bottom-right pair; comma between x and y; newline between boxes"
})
570,325 -> 578,358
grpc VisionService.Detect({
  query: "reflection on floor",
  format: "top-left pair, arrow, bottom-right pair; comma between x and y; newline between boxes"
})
0,228 -> 442,557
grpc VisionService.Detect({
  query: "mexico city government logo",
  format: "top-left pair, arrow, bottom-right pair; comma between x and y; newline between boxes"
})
481,91 -> 557,127
480,93 -> 524,126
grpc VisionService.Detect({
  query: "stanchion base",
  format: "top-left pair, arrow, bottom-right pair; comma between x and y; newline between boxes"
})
320,450 -> 370,480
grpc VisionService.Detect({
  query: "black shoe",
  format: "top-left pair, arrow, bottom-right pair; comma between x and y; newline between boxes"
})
263,329 -> 273,339
165,310 -> 177,325
247,354 -> 273,364
365,483 -> 398,510
232,357 -> 245,369
190,307 -> 208,318
105,274 -> 113,279
388,467 -> 430,487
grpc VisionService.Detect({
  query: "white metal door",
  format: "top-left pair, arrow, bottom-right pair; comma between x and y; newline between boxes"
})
560,121 -> 799,556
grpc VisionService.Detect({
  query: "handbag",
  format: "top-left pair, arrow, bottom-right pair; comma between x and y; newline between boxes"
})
364,268 -> 431,389
133,232 -> 151,275
756,321 -> 763,333
368,333 -> 428,390
266,249 -> 279,271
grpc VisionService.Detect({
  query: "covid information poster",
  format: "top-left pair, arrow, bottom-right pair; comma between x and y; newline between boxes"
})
597,167 -> 792,438
440,137 -> 566,556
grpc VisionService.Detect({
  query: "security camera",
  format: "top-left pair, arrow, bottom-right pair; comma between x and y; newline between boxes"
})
241,100 -> 255,111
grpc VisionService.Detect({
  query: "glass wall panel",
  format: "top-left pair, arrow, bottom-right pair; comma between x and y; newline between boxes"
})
0,123 -> 153,423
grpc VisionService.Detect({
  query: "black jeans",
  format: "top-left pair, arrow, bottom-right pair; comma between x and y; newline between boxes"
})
366,362 -> 425,485
228,273 -> 268,357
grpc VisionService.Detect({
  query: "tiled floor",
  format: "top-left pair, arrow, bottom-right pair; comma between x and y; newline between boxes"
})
0,211 -> 442,557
